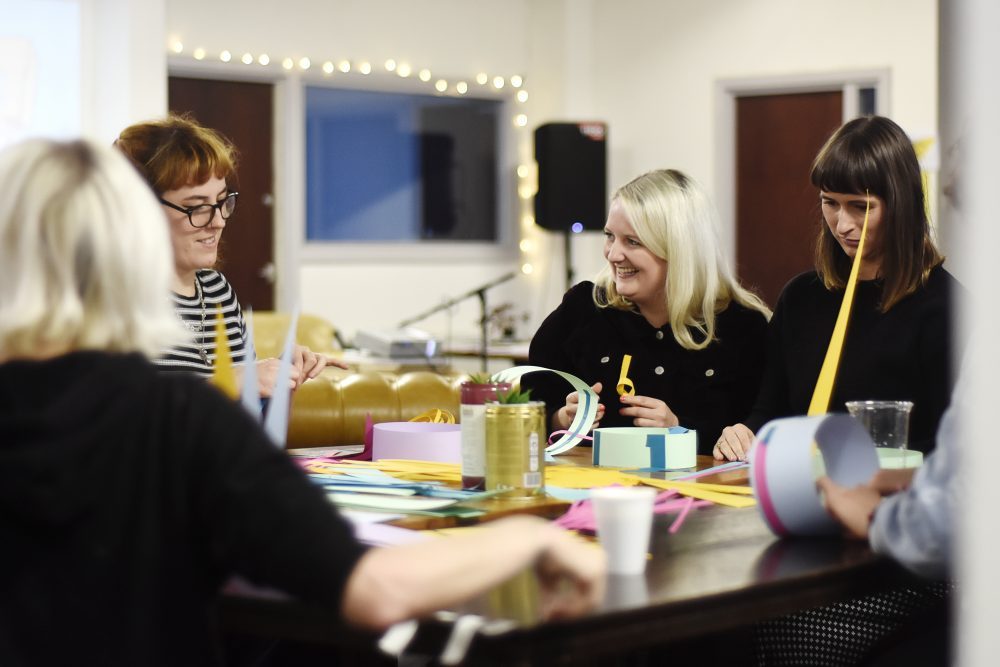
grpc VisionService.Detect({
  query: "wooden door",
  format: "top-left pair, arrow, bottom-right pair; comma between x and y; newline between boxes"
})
168,77 -> 275,310
735,92 -> 843,307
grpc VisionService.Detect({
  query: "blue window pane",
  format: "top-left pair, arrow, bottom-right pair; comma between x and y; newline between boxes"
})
305,87 -> 499,242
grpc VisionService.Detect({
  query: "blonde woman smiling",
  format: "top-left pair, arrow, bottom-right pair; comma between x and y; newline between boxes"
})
526,169 -> 770,455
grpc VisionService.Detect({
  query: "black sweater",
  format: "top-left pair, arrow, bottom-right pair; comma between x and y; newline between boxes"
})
526,282 -> 769,454
0,352 -> 365,666
745,267 -> 962,453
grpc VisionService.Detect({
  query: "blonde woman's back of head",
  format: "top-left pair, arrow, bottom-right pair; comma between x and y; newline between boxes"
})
0,139 -> 186,359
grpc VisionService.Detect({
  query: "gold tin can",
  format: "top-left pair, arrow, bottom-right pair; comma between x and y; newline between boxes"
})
485,401 -> 546,499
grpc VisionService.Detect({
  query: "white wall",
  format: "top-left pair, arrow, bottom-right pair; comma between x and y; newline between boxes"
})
164,0 -> 937,345
1,0 -> 165,147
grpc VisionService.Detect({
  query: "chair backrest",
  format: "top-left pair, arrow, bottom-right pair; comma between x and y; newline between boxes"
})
288,371 -> 465,447
251,311 -> 340,359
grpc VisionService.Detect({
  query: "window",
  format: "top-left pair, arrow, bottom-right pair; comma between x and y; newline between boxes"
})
305,86 -> 500,242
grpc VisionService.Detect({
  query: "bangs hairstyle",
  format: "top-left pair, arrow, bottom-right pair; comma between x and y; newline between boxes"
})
594,169 -> 770,350
0,139 -> 187,358
113,114 -> 237,194
811,115 -> 943,312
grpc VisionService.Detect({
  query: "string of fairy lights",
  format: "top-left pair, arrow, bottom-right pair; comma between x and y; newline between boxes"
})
167,39 -> 541,276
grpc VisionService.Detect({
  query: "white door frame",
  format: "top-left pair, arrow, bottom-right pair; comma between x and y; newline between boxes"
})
713,70 -> 891,265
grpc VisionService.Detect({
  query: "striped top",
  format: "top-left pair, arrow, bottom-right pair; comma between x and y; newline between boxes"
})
154,270 -> 252,377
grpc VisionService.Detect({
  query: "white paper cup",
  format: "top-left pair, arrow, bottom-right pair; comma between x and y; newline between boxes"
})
590,486 -> 656,575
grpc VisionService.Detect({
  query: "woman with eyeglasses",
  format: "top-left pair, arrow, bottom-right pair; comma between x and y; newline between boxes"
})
115,115 -> 346,396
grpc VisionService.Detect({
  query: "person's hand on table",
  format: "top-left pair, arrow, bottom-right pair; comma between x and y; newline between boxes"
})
535,524 -> 607,620
816,476 -> 882,540
618,393 -> 678,428
714,423 -> 755,461
554,382 -> 605,431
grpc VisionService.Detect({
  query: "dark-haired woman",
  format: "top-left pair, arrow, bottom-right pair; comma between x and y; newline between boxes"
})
715,115 -> 963,461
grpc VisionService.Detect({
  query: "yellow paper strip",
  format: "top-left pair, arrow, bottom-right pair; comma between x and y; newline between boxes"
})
807,196 -> 870,415
617,354 -> 635,396
636,477 -> 757,508
209,308 -> 238,399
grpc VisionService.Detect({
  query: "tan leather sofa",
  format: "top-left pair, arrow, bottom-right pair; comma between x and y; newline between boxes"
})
287,370 -> 465,448
252,311 -> 342,360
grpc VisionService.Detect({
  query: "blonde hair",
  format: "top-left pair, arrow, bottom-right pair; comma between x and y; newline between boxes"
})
0,139 -> 187,358
594,169 -> 770,350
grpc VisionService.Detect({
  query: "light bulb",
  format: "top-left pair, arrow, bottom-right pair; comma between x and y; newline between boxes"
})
435,79 -> 448,92
322,61 -> 335,75
171,41 -> 183,54
476,72 -> 488,85
493,76 -> 505,89
397,63 -> 411,77
418,69 -> 431,82
510,75 -> 523,88
521,263 -> 534,275
517,165 -> 529,178
517,90 -> 529,103
456,81 -> 468,94
282,58 -> 294,70
298,57 -> 311,70
338,60 -> 351,73
193,48 -> 206,61
359,61 -> 372,74
258,53 -> 269,66
220,50 -> 232,63
241,53 -> 253,65
514,114 -> 528,127
385,59 -> 397,72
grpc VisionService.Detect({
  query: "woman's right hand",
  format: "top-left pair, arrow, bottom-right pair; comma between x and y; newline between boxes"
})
254,358 -> 301,397
713,423 -> 756,461
554,382 -> 605,431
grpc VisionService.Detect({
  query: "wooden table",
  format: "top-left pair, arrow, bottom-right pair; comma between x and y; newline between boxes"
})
222,452 -> 916,664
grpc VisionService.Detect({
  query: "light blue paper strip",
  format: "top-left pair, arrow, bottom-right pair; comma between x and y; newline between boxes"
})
492,365 -> 599,456
263,307 -> 299,447
240,308 -> 262,420
544,486 -> 593,502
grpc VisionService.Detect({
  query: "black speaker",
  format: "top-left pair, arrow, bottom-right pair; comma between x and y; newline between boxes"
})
534,122 -> 608,231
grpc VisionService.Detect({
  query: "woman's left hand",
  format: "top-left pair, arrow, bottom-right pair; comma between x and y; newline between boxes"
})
617,394 -> 679,428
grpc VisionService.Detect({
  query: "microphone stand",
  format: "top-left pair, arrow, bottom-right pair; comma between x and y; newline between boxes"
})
398,272 -> 518,372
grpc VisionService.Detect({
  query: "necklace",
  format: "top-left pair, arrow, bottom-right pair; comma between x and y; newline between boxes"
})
194,276 -> 212,367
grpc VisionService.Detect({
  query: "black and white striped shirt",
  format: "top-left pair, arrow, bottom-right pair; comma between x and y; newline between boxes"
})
155,270 -> 252,377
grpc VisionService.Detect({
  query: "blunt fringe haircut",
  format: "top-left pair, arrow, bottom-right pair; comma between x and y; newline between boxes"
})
593,169 -> 771,350
114,114 -> 237,194
0,139 -> 187,358
811,115 -> 943,311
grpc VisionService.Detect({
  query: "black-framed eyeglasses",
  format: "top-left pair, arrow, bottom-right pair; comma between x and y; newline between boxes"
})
159,192 -> 239,228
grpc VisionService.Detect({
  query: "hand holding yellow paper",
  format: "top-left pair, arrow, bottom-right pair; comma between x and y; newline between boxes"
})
616,354 -> 635,397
